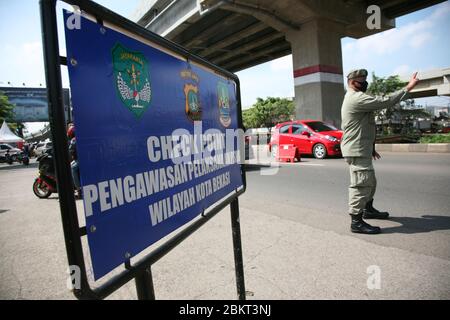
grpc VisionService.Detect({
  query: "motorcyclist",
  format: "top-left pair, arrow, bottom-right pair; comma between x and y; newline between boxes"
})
23,143 -> 30,157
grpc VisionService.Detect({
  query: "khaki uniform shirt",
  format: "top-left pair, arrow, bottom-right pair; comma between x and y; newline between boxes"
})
341,88 -> 408,157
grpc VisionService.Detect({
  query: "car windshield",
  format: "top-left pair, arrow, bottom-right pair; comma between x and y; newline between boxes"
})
279,125 -> 290,134
305,122 -> 337,132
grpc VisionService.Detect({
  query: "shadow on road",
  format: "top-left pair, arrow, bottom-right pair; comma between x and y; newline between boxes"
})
244,164 -> 282,172
382,215 -> 450,234
35,195 -> 84,201
299,154 -> 343,160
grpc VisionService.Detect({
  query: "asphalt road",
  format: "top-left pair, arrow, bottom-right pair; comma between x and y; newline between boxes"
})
242,152 -> 450,261
0,152 -> 449,299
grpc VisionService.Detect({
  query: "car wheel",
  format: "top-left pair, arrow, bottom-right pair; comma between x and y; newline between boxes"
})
271,144 -> 278,158
313,143 -> 327,159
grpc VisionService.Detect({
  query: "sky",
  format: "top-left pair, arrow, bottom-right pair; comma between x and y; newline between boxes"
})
0,0 -> 449,133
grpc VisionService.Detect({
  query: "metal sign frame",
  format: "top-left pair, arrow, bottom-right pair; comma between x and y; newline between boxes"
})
40,0 -> 246,300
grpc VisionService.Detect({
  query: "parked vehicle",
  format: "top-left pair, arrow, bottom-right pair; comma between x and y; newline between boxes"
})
13,151 -> 30,165
33,149 -> 57,198
442,123 -> 450,134
0,144 -> 29,165
33,149 -> 79,198
0,143 -> 21,157
33,141 -> 53,157
0,153 -> 13,165
269,120 -> 343,159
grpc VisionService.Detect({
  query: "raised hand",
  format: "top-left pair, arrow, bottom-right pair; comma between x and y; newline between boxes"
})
406,72 -> 420,92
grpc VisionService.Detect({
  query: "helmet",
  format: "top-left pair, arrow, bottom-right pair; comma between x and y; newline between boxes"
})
67,126 -> 75,139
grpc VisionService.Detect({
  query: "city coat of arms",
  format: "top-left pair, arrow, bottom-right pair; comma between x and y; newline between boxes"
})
217,82 -> 231,127
184,83 -> 202,121
112,43 -> 151,118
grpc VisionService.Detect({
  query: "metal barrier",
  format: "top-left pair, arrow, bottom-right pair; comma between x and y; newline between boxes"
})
40,0 -> 246,300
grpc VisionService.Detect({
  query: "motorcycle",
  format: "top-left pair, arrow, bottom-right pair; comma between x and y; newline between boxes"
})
0,150 -> 29,165
0,152 -> 13,165
15,151 -> 30,165
33,150 -> 57,198
32,149 -> 79,199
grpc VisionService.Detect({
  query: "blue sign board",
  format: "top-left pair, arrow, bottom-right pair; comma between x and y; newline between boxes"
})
64,12 -> 244,280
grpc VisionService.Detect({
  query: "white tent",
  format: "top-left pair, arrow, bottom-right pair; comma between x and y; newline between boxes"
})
0,121 -> 24,143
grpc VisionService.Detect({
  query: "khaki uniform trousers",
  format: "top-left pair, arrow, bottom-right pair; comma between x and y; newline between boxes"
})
345,157 -> 377,215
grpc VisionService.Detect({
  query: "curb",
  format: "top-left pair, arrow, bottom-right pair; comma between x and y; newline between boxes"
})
375,143 -> 450,153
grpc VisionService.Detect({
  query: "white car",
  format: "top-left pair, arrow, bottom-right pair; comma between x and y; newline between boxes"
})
34,141 -> 53,157
0,143 -> 21,157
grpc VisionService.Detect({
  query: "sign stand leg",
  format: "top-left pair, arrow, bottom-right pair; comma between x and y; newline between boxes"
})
135,266 -> 156,300
230,198 -> 246,300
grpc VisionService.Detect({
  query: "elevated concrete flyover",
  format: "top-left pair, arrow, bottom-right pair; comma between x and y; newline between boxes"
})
132,0 -> 445,127
400,68 -> 450,99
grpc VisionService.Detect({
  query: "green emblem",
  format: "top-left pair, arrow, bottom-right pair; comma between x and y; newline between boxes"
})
112,43 -> 151,118
217,82 -> 231,127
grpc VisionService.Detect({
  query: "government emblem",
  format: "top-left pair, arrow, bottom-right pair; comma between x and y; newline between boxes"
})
112,43 -> 151,118
217,82 -> 231,127
184,84 -> 201,121
181,69 -> 201,121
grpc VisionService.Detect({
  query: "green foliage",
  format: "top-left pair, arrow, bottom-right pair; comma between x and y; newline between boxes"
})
367,73 -> 408,124
420,134 -> 450,144
396,107 -> 432,120
0,91 -> 22,134
0,91 -> 15,124
367,72 -> 432,135
243,97 -> 295,129
367,73 -> 406,96
242,108 -> 259,129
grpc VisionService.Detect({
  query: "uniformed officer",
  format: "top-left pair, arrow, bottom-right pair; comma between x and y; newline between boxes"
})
341,69 -> 419,234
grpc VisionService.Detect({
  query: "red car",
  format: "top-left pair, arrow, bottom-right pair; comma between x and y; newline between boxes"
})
269,120 -> 343,159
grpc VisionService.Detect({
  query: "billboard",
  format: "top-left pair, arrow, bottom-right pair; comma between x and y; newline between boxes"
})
64,12 -> 244,280
0,87 -> 70,122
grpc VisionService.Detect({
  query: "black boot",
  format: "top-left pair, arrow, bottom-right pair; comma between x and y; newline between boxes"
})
363,199 -> 389,219
351,212 -> 381,234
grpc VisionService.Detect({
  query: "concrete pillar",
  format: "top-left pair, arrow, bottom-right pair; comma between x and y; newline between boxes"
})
286,19 -> 345,128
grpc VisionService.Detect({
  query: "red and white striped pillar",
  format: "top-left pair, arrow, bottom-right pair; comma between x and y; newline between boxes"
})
287,19 -> 345,128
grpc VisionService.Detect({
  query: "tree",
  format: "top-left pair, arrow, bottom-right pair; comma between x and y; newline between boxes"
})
0,91 -> 15,124
242,108 -> 259,129
367,73 -> 431,135
0,91 -> 23,135
243,97 -> 295,129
